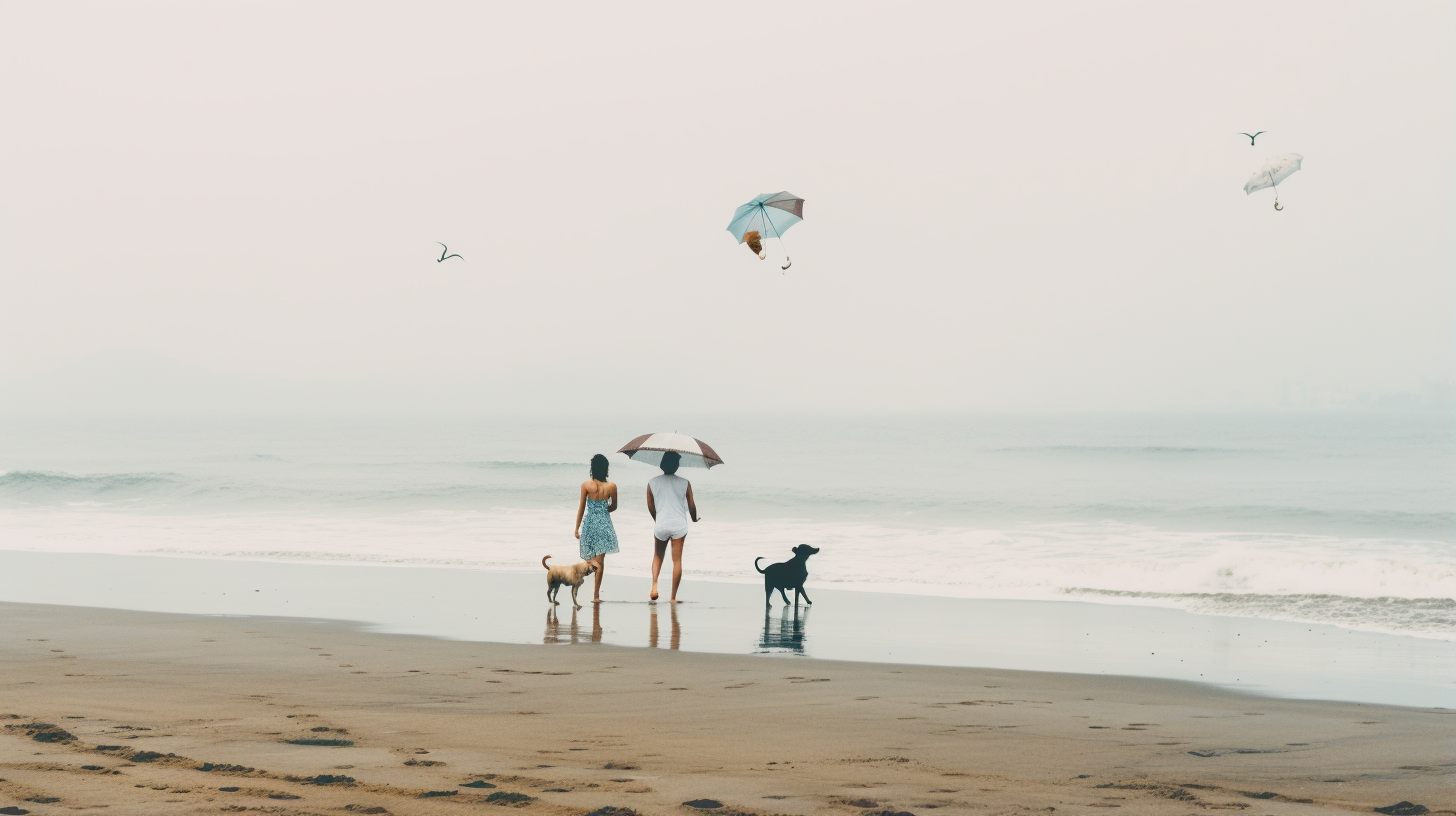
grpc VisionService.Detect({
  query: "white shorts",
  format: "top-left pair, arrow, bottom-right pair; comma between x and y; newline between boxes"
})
654,522 -> 690,542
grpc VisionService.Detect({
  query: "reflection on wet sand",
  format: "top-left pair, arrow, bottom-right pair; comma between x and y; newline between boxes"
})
648,602 -> 680,650
543,605 -> 603,644
759,605 -> 809,654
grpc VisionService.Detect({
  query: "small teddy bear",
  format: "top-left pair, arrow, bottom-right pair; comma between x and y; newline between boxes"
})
744,230 -> 766,259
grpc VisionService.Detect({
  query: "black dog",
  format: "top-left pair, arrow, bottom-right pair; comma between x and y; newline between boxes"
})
754,545 -> 820,608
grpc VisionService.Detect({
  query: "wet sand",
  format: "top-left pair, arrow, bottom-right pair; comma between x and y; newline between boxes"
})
3,552 -> 1451,708
2,602 -> 1452,816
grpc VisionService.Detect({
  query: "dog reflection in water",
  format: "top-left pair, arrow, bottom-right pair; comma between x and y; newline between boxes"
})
544,604 -> 603,645
649,602 -> 680,650
759,605 -> 809,654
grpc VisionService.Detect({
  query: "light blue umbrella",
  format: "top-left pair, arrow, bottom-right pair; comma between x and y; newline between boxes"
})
726,191 -> 804,271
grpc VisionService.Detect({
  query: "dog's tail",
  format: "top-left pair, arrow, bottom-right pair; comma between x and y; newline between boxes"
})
754,556 -> 767,574
542,555 -> 552,570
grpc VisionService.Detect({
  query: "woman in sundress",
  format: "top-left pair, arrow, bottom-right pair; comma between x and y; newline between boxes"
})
574,453 -> 620,604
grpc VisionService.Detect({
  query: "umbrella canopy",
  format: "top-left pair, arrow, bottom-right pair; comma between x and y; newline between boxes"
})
1244,153 -> 1303,194
618,432 -> 724,469
727,192 -> 804,243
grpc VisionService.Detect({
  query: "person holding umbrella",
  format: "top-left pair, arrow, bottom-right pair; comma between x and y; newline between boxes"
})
646,452 -> 699,603
618,433 -> 723,603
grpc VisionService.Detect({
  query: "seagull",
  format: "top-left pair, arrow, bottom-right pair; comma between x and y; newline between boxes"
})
436,242 -> 463,262
1239,131 -> 1266,146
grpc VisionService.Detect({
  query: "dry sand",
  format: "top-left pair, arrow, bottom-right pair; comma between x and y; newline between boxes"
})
1,602 -> 1451,816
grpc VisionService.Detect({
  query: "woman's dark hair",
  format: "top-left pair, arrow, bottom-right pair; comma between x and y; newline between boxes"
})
660,451 -> 681,475
590,454 -> 610,482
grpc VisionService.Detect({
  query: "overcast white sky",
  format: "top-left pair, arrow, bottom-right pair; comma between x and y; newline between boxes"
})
0,1 -> 1450,414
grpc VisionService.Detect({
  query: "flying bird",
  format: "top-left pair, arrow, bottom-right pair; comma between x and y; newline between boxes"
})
1239,131 -> 1266,146
436,242 -> 463,262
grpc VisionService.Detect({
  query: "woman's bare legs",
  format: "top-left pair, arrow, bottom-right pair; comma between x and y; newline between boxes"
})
668,537 -> 685,603
649,538 -> 667,601
591,555 -> 605,603
650,537 -> 686,602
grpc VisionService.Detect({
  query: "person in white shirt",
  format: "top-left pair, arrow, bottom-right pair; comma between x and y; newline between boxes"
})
645,451 -> 700,603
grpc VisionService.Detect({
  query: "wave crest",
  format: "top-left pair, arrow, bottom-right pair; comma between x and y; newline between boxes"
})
0,470 -> 181,495
1064,589 -> 1456,638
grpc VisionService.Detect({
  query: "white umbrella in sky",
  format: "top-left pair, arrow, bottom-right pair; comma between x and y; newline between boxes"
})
1244,153 -> 1304,210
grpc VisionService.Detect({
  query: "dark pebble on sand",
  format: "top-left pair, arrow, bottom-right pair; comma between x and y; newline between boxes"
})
545,788 -> 570,792
95,745 -> 123,751
1244,792 -> 1278,799
421,791 -> 458,798
81,765 -> 103,771
683,800 -> 724,810
486,791 -> 534,804
24,800 -> 59,805
864,811 -> 917,816
585,809 -> 641,816
460,781 -> 497,789
0,807 -> 31,815
1187,750 -> 1217,757
844,799 -> 881,808
1375,804 -> 1428,816
219,787 -> 241,792
284,738 -> 354,747
129,751 -> 164,762
268,794 -> 301,800
310,774 -> 355,785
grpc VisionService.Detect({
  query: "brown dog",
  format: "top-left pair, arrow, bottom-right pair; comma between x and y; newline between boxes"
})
542,555 -> 597,609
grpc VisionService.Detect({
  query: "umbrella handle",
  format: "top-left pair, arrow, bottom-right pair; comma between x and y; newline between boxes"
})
761,205 -> 792,272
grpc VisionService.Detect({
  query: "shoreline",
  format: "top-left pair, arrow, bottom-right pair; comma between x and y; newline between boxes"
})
3,601 -> 1453,816
1,551 -> 1452,709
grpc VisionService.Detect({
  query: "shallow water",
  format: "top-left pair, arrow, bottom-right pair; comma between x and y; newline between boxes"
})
1,412 -> 1452,638
1,551 -> 1450,708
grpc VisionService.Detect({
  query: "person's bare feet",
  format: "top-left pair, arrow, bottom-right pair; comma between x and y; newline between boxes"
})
649,586 -> 659,601
669,598 -> 681,604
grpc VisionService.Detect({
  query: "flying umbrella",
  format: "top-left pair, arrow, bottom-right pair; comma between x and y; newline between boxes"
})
618,432 -> 724,469
1244,153 -> 1303,211
727,191 -> 804,271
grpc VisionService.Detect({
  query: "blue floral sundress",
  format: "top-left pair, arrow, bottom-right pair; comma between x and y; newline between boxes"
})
579,498 -> 620,560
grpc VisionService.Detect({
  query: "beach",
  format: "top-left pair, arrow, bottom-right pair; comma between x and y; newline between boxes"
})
2,415 -> 1453,813
5,2 -> 1453,814
5,601 -> 1454,816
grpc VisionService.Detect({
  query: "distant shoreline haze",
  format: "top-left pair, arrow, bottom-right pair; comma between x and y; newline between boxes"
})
0,351 -> 1450,415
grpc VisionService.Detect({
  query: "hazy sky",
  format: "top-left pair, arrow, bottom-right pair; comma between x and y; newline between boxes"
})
1,1 -> 1450,414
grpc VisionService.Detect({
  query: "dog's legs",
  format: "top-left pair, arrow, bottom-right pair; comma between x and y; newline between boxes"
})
548,582 -> 559,606
799,585 -> 813,605
777,587 -> 792,606
570,583 -> 581,609
765,583 -> 774,609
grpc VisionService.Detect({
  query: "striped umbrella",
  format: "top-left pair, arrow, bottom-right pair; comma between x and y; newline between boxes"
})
617,432 -> 724,469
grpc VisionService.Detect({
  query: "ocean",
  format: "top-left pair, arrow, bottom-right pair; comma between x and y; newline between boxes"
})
2,412 -> 1452,640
